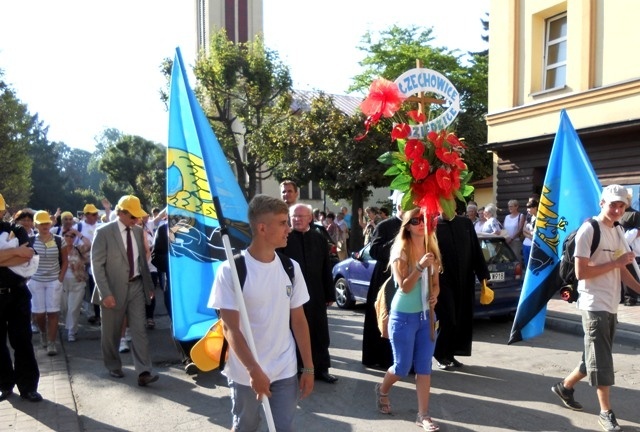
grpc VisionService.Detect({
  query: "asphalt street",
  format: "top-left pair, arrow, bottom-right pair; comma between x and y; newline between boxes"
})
2,293 -> 640,431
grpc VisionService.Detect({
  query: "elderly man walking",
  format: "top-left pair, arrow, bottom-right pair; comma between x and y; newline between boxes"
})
91,195 -> 158,386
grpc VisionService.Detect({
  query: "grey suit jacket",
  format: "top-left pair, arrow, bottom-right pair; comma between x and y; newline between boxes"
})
90,220 -> 154,307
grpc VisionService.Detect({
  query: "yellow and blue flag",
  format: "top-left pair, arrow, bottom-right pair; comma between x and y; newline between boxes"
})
167,47 -> 251,341
508,109 -> 601,344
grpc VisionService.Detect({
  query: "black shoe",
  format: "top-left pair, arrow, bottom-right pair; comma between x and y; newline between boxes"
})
0,389 -> 13,401
184,362 -> 199,376
138,372 -> 159,387
551,382 -> 583,411
20,391 -> 43,402
435,358 -> 453,371
450,357 -> 464,368
315,371 -> 338,383
109,369 -> 125,378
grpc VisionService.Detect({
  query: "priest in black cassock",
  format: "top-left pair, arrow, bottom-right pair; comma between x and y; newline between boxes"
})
280,204 -> 338,383
361,198 -> 403,369
434,213 -> 490,370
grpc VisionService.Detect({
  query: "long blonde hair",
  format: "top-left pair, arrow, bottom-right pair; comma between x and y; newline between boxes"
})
389,208 -> 441,270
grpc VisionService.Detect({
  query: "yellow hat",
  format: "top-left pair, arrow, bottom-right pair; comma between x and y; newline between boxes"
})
83,203 -> 99,214
116,195 -> 147,218
61,211 -> 74,219
34,210 -> 52,225
0,194 -> 5,211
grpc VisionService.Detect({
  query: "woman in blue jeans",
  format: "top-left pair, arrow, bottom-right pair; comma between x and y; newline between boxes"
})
374,208 -> 442,431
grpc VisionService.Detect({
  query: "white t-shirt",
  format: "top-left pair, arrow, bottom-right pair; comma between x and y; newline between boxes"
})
575,220 -> 626,313
209,250 -> 309,386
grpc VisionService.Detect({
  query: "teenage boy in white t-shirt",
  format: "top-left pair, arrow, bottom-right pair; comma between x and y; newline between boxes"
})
551,184 -> 640,432
211,194 -> 314,432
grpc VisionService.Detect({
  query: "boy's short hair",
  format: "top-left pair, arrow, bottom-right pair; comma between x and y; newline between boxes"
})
248,194 -> 289,226
279,179 -> 298,192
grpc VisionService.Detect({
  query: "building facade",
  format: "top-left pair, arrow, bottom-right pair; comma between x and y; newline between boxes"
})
486,0 -> 640,212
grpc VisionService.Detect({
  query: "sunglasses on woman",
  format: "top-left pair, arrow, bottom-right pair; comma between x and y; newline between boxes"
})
409,215 -> 425,226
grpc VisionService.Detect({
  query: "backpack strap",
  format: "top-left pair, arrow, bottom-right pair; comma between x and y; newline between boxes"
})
275,251 -> 295,284
588,219 -> 600,257
54,235 -> 63,268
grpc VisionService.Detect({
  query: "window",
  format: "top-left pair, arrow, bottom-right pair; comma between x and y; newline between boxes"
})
544,13 -> 567,90
299,181 -> 323,200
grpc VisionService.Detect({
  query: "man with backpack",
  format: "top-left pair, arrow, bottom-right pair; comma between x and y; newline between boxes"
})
551,184 -> 640,432
210,195 -> 314,431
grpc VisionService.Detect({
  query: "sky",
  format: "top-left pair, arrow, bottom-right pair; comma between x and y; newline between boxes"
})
0,0 -> 488,152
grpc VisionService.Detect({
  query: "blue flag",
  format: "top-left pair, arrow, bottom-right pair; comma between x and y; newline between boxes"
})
167,47 -> 251,341
508,109 -> 601,344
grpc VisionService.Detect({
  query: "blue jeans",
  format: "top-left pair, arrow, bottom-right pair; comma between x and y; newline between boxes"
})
229,374 -> 298,432
388,310 -> 437,376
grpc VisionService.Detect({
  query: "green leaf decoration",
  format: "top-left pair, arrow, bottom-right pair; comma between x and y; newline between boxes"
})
402,189 -> 416,211
384,165 -> 402,176
390,174 -> 412,190
461,184 -> 475,197
439,196 -> 456,219
378,151 -> 394,164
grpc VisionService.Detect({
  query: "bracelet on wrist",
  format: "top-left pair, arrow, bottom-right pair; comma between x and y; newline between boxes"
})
416,263 -> 424,273
301,367 -> 314,375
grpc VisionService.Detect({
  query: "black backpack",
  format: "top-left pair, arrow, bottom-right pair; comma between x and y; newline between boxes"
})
558,219 -> 600,302
216,251 -> 295,370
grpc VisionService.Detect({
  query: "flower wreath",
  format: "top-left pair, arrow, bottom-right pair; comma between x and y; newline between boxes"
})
358,77 -> 474,230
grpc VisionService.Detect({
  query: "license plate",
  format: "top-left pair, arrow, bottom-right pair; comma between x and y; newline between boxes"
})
489,272 -> 505,281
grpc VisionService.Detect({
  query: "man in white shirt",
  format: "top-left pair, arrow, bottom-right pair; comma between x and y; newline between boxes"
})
551,184 -> 640,432
210,195 -> 313,432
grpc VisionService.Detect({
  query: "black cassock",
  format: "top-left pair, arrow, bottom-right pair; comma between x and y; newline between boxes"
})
435,216 -> 490,358
281,228 -> 335,372
361,216 -> 401,369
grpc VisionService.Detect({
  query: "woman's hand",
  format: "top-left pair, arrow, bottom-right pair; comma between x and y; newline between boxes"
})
418,252 -> 435,270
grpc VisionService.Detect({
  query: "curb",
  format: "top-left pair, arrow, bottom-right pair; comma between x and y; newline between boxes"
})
546,310 -> 640,347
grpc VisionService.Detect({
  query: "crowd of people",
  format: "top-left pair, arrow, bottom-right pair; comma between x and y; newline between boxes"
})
2,182 -> 639,431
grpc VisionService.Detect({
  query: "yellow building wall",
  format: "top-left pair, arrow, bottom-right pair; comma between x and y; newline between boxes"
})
487,0 -> 640,143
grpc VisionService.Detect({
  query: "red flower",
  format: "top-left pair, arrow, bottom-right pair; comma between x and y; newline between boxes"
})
436,146 -> 462,166
391,123 -> 411,141
404,139 -> 425,160
413,176 -> 441,216
407,110 -> 426,124
410,157 -> 430,180
445,132 -> 466,149
360,78 -> 406,119
435,167 -> 455,198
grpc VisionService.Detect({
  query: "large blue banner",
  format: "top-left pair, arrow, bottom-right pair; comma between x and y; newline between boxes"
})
167,47 -> 251,341
509,109 -> 601,344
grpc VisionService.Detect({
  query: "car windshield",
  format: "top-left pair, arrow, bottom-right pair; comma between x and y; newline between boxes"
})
480,238 -> 517,264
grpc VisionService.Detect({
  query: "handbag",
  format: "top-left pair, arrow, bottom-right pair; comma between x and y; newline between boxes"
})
374,276 -> 395,338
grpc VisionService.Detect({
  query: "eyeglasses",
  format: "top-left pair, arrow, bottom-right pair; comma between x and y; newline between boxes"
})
64,235 -> 76,238
409,215 -> 425,226
85,212 -> 98,216
121,210 -> 138,220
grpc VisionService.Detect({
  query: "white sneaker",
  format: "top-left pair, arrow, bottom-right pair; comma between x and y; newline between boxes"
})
68,332 -> 76,342
124,327 -> 132,342
47,342 -> 57,356
119,337 -> 130,353
31,323 -> 39,333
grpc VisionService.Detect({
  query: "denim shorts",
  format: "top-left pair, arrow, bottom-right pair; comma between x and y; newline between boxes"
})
229,374 -> 298,432
388,310 -> 437,376
579,310 -> 616,386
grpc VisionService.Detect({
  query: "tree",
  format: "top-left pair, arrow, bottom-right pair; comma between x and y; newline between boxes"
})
28,138 -> 68,212
98,135 -> 166,210
261,93 -> 394,249
191,29 -> 294,199
0,73 -> 36,210
350,25 -> 492,181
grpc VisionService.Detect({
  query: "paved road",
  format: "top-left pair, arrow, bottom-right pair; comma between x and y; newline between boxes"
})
2,294 -> 640,431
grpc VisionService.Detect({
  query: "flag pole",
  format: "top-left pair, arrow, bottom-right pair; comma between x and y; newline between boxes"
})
216,198 -> 276,432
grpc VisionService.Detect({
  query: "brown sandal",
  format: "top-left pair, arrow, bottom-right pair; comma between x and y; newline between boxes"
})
374,383 -> 391,415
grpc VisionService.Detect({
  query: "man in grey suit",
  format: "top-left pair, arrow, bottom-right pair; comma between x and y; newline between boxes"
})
91,195 -> 158,386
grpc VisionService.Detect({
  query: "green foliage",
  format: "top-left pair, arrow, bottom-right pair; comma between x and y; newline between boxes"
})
28,138 -> 68,212
0,75 -> 35,210
191,29 -> 294,199
98,135 -> 166,210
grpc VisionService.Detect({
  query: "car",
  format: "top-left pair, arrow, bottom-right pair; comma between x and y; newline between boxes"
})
331,233 -> 523,319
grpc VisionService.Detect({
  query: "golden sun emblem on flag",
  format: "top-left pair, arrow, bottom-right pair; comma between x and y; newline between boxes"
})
167,148 -> 217,219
